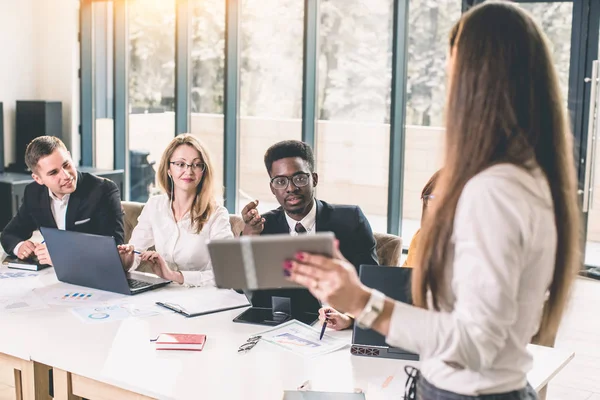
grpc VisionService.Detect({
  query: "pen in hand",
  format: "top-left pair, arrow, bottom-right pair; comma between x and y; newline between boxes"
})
319,310 -> 330,340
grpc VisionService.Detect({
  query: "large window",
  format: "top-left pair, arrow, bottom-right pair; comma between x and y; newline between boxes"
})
93,1 -> 115,171
128,0 -> 176,201
237,0 -> 304,214
585,17 -> 600,267
401,0 -> 461,245
519,2 -> 572,102
83,0 -> 597,265
316,0 -> 393,234
190,0 -> 226,200
400,1 -> 574,249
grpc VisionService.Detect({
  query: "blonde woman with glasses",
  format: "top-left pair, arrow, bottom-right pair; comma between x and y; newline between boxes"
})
119,134 -> 232,286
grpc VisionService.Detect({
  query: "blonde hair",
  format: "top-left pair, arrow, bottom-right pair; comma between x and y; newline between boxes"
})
157,134 -> 217,234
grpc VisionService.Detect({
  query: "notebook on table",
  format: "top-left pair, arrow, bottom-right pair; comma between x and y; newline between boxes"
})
155,287 -> 250,317
2,255 -> 51,271
154,333 -> 206,351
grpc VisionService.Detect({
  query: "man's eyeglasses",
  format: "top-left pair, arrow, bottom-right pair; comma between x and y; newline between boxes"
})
169,161 -> 206,172
238,335 -> 261,353
270,173 -> 311,190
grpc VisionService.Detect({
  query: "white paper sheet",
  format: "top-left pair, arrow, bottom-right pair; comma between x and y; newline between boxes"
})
36,285 -> 126,306
0,292 -> 49,313
257,319 -> 347,358
70,303 -> 165,324
0,270 -> 38,280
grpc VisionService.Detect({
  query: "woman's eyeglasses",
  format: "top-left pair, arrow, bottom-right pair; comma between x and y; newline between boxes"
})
238,335 -> 261,353
169,161 -> 206,172
421,194 -> 435,207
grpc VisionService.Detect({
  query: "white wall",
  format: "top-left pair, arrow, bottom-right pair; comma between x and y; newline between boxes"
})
0,0 -> 37,166
0,0 -> 80,166
34,0 -> 80,163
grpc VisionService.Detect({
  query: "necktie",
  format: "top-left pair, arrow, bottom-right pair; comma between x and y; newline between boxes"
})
295,222 -> 307,234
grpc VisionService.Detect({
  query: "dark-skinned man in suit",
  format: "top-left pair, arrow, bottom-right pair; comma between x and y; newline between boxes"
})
240,140 -> 378,330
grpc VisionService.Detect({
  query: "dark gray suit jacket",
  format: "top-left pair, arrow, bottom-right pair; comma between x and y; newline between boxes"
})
1,172 -> 125,255
261,199 -> 379,272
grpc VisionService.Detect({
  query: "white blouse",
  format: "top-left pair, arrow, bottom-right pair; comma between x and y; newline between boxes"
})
386,164 -> 557,395
129,194 -> 233,287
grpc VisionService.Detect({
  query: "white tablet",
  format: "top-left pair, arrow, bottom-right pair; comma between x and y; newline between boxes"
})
207,232 -> 335,290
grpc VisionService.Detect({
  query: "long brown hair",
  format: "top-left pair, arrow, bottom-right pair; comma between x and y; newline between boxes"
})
157,134 -> 217,234
413,1 -> 581,345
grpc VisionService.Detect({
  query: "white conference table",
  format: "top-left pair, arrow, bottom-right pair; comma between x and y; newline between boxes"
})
0,266 -> 575,400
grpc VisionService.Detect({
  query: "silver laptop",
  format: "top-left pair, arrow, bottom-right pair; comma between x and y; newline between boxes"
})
351,265 -> 418,360
40,227 -> 170,295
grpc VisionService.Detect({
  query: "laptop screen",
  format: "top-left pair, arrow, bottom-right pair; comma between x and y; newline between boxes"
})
353,265 -> 413,347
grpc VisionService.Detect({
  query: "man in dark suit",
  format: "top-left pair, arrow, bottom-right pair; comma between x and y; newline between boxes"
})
0,136 -> 125,266
241,140 -> 378,270
238,140 -> 378,327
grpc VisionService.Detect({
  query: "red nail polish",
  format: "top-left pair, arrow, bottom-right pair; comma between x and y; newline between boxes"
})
284,260 -> 292,270
296,252 -> 304,261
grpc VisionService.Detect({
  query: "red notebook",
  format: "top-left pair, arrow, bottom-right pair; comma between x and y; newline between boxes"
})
154,333 -> 206,351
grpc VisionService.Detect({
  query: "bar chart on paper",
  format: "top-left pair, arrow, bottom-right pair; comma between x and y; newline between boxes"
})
62,292 -> 94,301
37,287 -> 125,306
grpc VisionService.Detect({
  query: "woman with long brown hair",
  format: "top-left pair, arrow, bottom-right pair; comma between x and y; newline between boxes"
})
119,134 -> 232,286
285,2 -> 580,398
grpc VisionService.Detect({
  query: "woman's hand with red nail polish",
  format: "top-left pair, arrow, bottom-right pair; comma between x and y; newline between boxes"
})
319,307 -> 352,331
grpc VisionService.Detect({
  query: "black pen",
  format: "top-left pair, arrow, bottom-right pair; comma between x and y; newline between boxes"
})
319,311 -> 330,340
155,302 -> 185,315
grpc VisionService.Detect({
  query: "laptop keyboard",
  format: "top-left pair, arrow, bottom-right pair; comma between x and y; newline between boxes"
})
127,278 -> 151,290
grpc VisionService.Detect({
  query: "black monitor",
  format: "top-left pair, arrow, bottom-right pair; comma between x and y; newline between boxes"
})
233,288 -> 320,326
351,265 -> 419,360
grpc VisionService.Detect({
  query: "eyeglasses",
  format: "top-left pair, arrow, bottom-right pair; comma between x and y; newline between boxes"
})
270,173 -> 311,190
404,365 -> 419,400
169,161 -> 206,172
421,194 -> 435,207
238,335 -> 261,353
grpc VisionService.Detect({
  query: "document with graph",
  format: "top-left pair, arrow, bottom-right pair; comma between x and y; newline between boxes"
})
258,320 -> 346,357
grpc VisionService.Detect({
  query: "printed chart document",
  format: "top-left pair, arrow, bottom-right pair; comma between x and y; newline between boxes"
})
70,303 -> 166,324
258,320 -> 347,358
36,285 -> 126,306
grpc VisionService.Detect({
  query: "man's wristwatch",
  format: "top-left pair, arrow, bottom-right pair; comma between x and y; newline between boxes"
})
355,289 -> 386,329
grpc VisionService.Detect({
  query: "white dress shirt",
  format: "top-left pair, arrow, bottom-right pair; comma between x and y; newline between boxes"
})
385,164 -> 556,395
13,189 -> 70,256
128,194 -> 233,287
285,200 -> 317,235
48,188 -> 70,230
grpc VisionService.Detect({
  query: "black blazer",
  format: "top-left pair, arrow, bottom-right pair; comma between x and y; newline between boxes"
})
0,172 -> 125,255
261,199 -> 379,271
